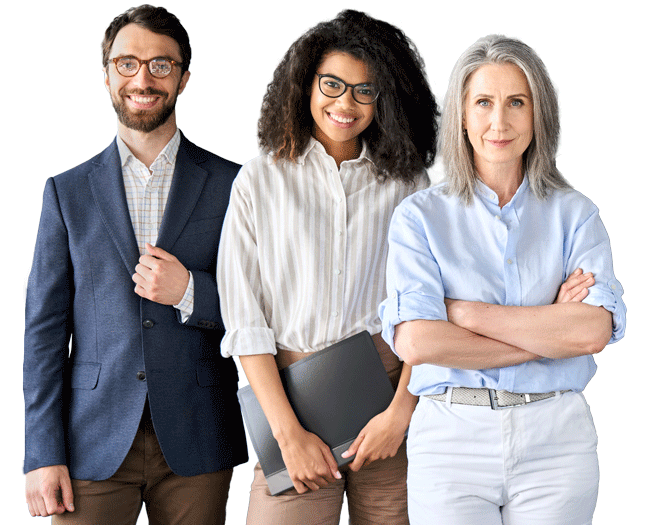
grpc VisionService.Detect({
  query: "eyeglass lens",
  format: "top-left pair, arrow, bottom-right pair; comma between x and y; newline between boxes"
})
319,75 -> 378,104
115,57 -> 173,78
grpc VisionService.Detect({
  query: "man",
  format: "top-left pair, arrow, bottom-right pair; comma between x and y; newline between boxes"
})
23,5 -> 247,524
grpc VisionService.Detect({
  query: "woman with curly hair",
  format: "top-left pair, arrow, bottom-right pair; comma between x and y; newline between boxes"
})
217,9 -> 438,524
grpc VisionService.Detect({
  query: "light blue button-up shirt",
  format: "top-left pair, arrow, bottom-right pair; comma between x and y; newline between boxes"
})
379,177 -> 626,396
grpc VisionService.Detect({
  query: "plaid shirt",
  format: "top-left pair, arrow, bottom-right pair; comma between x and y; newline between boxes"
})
117,129 -> 194,321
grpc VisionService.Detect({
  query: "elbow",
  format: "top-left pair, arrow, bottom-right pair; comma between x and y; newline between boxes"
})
583,328 -> 611,355
585,309 -> 614,355
394,321 -> 429,366
572,312 -> 613,356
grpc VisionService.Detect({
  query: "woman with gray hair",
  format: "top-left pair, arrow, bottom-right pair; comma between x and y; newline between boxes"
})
379,34 -> 626,524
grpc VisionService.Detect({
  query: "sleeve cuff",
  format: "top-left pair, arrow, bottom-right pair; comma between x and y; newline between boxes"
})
220,327 -> 277,357
174,271 -> 194,324
583,277 -> 626,344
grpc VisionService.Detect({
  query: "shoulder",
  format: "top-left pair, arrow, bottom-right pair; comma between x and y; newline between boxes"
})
541,186 -> 600,221
397,181 -> 456,215
233,152 -> 286,190
50,141 -> 119,189
180,135 -> 241,178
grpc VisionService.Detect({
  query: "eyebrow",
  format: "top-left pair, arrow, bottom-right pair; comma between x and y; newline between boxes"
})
471,93 -> 530,99
113,54 -> 180,62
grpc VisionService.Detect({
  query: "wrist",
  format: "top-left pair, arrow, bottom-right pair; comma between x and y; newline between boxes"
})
272,418 -> 305,448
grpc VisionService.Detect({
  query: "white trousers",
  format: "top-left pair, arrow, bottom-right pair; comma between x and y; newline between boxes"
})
407,391 -> 599,525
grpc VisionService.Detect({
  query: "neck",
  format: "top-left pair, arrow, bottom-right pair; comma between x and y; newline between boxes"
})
117,114 -> 178,168
476,158 -> 524,208
312,126 -> 361,168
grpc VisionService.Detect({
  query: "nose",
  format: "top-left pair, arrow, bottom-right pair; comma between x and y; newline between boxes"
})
130,64 -> 157,89
336,86 -> 357,107
491,105 -> 508,132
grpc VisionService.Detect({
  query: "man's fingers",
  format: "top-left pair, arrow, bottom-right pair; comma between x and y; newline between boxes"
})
60,475 -> 75,512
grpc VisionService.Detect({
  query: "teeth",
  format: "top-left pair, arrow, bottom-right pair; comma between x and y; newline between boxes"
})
329,113 -> 355,124
131,96 -> 157,104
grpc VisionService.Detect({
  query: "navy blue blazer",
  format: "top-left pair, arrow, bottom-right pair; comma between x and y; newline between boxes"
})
24,134 -> 248,480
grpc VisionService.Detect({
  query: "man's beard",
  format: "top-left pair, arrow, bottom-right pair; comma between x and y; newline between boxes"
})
111,87 -> 177,133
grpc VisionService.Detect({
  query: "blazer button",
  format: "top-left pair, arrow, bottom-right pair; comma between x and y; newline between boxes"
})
136,371 -> 146,381
142,319 -> 155,329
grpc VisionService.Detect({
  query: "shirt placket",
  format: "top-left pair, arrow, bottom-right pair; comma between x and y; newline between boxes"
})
490,195 -> 522,391
141,166 -> 161,254
327,161 -> 348,341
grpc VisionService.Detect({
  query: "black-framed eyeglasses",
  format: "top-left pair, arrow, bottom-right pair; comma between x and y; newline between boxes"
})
316,74 -> 379,105
110,56 -> 182,78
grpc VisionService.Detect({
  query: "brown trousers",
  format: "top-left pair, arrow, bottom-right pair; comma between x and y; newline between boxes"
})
53,406 -> 233,525
246,334 -> 409,525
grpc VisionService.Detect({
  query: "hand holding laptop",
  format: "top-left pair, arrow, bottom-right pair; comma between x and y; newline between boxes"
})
276,424 -> 342,493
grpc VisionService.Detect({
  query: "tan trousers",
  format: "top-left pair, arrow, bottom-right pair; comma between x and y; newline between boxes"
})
246,334 -> 409,525
53,405 -> 233,525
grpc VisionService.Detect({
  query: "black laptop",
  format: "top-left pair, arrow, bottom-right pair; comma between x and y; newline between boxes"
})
237,331 -> 395,495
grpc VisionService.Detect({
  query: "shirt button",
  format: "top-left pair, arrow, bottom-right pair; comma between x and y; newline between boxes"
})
507,259 -> 513,265
391,292 -> 397,299
334,269 -> 341,275
610,284 -> 617,290
336,230 -> 343,236
136,371 -> 146,382
332,311 -> 339,317
142,319 -> 155,329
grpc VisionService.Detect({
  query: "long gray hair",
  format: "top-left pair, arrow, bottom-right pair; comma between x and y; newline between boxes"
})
441,34 -> 571,204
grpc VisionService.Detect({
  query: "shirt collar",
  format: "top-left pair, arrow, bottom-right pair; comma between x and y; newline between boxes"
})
296,136 -> 373,167
475,174 -> 530,208
116,129 -> 182,170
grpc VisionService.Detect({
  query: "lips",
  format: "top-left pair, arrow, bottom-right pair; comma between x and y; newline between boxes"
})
327,111 -> 358,128
122,89 -> 167,110
487,139 -> 514,148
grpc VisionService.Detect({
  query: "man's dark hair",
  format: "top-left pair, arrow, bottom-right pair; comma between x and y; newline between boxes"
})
102,4 -> 191,73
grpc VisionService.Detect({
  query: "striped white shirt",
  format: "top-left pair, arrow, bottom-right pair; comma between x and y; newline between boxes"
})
117,130 -> 194,320
217,138 -> 429,357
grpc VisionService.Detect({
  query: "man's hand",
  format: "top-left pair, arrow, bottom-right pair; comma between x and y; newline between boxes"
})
133,243 -> 189,305
25,465 -> 74,517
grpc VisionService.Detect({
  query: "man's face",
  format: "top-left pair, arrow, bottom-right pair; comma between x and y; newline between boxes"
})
104,23 -> 190,133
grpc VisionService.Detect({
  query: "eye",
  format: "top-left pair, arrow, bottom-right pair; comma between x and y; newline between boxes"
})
477,99 -> 490,107
324,79 -> 341,89
356,85 -> 374,96
118,58 -> 138,72
511,99 -> 524,107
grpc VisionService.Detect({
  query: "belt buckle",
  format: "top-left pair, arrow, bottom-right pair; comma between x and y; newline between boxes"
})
488,389 -> 507,410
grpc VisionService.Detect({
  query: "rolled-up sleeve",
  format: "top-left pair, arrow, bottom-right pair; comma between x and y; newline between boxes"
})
565,205 -> 626,343
379,201 -> 447,356
217,172 -> 277,357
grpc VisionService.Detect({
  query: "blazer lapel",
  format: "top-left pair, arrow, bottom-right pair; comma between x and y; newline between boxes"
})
88,140 -> 141,275
156,136 -> 208,252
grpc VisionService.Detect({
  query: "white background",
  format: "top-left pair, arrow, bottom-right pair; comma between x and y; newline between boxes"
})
3,0 -> 646,523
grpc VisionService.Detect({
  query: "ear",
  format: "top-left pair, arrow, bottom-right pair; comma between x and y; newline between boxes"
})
177,70 -> 191,95
103,67 -> 110,92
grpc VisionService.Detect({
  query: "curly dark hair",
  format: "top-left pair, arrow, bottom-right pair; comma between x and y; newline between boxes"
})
258,9 -> 439,183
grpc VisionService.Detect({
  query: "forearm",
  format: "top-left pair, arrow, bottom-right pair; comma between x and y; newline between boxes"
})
238,354 -> 302,444
394,319 -> 540,369
384,363 -> 417,431
449,301 -> 613,358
